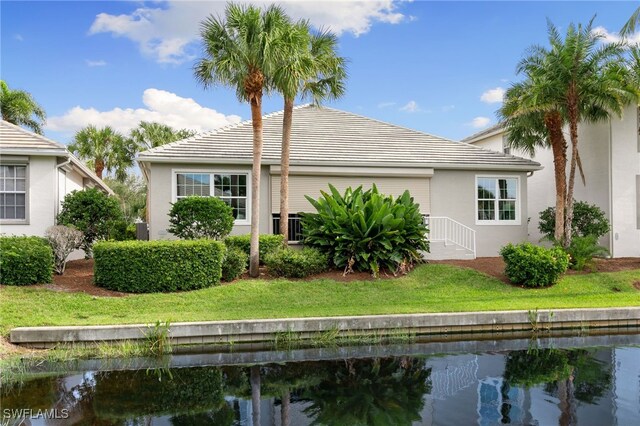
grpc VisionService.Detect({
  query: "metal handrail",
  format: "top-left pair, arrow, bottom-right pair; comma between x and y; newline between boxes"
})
424,216 -> 476,258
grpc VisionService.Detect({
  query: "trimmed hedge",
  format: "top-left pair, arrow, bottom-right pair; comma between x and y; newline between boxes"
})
221,246 -> 248,282
0,236 -> 53,285
94,240 -> 225,293
224,234 -> 284,265
264,248 -> 329,278
500,242 -> 569,288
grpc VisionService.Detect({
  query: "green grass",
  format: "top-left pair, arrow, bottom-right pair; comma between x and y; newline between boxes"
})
1,264 -> 639,336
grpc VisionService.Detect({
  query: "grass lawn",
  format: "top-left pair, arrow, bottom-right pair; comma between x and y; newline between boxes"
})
1,264 -> 639,336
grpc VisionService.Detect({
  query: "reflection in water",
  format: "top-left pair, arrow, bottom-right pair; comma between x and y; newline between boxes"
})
2,344 -> 639,425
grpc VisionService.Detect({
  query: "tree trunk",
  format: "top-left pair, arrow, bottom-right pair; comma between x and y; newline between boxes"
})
95,158 -> 105,179
279,97 -> 294,247
544,111 -> 567,242
564,86 -> 580,248
249,95 -> 263,277
251,366 -> 261,426
281,390 -> 290,426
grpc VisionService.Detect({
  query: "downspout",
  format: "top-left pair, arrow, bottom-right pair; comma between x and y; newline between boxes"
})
54,155 -> 72,219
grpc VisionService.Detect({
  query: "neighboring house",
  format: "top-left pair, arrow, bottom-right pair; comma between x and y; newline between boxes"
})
462,104 -> 640,257
0,120 -> 113,238
138,105 -> 541,259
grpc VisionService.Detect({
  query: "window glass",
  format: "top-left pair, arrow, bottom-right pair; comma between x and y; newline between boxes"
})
0,165 -> 27,220
477,177 -> 517,223
176,172 -> 248,221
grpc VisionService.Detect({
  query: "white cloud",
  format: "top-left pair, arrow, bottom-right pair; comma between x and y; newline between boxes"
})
377,101 -> 396,108
468,116 -> 491,128
592,26 -> 640,45
14,34 -> 24,41
86,59 -> 107,67
89,1 -> 410,64
46,88 -> 241,135
399,100 -> 421,112
480,87 -> 505,104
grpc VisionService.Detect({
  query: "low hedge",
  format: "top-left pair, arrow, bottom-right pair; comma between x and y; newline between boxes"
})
224,234 -> 284,264
500,242 -> 569,288
264,248 -> 329,278
221,246 -> 248,282
0,236 -> 53,285
94,240 -> 225,293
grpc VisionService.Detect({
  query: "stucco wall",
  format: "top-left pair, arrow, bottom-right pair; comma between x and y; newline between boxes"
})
1,156 -> 57,236
147,163 -> 271,240
429,169 -> 529,257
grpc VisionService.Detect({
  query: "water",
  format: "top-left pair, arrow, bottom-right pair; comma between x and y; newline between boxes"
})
2,333 -> 640,425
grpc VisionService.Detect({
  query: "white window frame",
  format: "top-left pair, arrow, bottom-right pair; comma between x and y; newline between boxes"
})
172,169 -> 251,225
475,175 -> 521,226
0,163 -> 29,224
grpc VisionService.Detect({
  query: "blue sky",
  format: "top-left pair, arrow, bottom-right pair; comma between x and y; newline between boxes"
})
2,1 -> 637,144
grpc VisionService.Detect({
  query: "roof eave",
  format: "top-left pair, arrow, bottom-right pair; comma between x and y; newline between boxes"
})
0,148 -> 68,156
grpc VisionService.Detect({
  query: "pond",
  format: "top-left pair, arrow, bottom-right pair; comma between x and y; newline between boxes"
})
2,332 -> 640,425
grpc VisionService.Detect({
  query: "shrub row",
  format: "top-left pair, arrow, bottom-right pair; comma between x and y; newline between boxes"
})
0,236 -> 54,285
94,240 -> 225,293
264,248 -> 329,278
500,242 -> 569,287
224,234 -> 284,264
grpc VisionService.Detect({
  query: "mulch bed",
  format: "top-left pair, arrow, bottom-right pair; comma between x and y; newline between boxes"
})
13,257 -> 640,298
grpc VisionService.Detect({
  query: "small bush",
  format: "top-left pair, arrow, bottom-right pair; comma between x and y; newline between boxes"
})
57,188 -> 123,257
221,246 -> 248,282
0,236 -> 53,285
500,242 -> 569,287
45,225 -> 84,274
302,184 -> 428,277
264,248 -> 329,278
109,221 -> 137,241
564,235 -> 609,271
94,240 -> 225,293
168,196 -> 234,240
539,201 -> 610,241
224,234 -> 284,264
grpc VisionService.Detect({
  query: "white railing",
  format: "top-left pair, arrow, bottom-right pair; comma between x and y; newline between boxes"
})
423,216 -> 476,258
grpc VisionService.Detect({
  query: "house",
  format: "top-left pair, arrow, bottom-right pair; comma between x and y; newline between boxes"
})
138,105 -> 541,259
0,120 -> 113,238
462,104 -> 639,257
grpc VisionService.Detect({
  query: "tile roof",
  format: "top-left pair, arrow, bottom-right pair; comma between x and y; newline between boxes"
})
0,120 -> 67,153
460,122 -> 505,143
138,105 -> 540,171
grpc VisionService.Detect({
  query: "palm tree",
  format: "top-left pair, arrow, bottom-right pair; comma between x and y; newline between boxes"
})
273,21 -> 347,246
194,3 -> 291,277
129,121 -> 196,151
621,7 -> 640,37
0,80 -> 46,134
68,125 -> 132,180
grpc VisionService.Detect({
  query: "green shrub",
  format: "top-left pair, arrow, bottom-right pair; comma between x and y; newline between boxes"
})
302,184 -> 428,277
500,242 -> 569,287
538,201 -> 610,241
264,248 -> 329,278
57,188 -> 124,257
224,234 -> 284,264
108,220 -> 137,241
168,196 -> 234,240
221,246 -> 248,282
564,235 -> 609,271
94,240 -> 224,293
0,236 -> 53,285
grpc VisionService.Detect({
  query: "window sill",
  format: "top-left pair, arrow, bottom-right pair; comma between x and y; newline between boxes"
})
475,220 -> 521,226
0,220 -> 30,225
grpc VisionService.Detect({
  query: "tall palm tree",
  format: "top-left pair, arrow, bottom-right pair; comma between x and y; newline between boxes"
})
0,80 -> 46,134
273,22 -> 347,245
194,3 -> 290,277
129,121 -> 196,151
621,6 -> 640,37
69,125 -> 132,180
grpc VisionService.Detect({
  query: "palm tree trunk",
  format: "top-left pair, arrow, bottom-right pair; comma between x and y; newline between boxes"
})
544,112 -> 567,242
564,89 -> 579,248
279,97 -> 294,247
281,390 -> 290,426
95,158 -> 105,179
249,95 -> 263,277
251,366 -> 261,426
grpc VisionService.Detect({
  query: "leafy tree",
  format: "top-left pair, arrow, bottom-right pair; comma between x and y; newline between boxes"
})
0,80 -> 46,134
168,196 -> 234,240
194,3 -> 291,277
129,121 -> 196,151
273,21 -> 347,246
103,174 -> 147,223
68,125 -> 133,180
57,188 -> 123,258
538,200 -> 610,241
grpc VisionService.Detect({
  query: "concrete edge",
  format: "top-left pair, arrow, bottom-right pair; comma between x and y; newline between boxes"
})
10,307 -> 640,347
